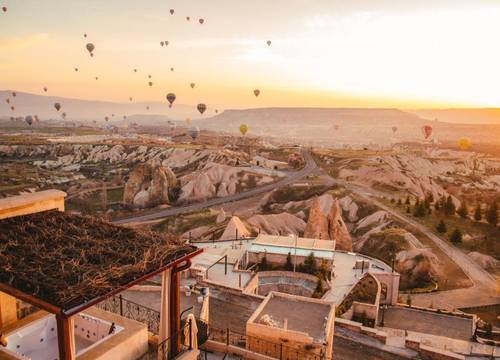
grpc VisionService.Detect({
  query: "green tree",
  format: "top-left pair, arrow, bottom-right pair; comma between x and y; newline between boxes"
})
397,198 -> 402,206
313,279 -> 324,298
473,204 -> 482,221
259,254 -> 269,271
406,206 -> 411,214
436,220 -> 447,233
303,252 -> 317,274
317,259 -> 330,281
457,202 -> 468,219
413,201 -> 426,218
284,252 -> 293,271
444,196 -> 456,216
450,228 -> 462,244
405,195 -> 411,205
486,201 -> 498,226
406,294 -> 412,307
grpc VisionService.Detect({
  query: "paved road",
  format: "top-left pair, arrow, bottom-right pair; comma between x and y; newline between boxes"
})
113,150 -> 317,225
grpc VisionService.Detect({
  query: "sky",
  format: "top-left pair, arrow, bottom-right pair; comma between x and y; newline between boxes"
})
1,0 -> 500,109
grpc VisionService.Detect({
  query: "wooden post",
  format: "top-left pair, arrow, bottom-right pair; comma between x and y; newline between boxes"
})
0,291 -> 17,328
169,270 -> 181,356
158,269 -> 171,360
56,315 -> 75,360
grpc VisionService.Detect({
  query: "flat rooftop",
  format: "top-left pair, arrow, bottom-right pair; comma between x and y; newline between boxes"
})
380,306 -> 474,341
254,294 -> 332,342
253,234 -> 335,251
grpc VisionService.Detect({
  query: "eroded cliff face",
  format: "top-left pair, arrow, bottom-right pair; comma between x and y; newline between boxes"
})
123,160 -> 177,208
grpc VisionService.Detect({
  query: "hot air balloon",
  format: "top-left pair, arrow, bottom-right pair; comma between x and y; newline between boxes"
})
61,112 -> 67,119
186,16 -> 190,21
95,76 -> 99,80
10,106 -> 14,111
10,117 -> 14,121
5,99 -> 9,104
197,103 -> 206,115
54,103 -> 61,111
170,9 -> 174,15
148,74 -> 152,78
123,115 -> 127,120
74,67 -> 79,72
86,43 -> 95,56
104,116 -> 109,122
239,124 -> 248,136
170,67 -> 174,72
43,87 -> 48,92
215,109 -> 219,114
34,115 -> 39,122
84,33 -> 87,38
253,89 -> 260,97
421,125 -> 433,139
12,92 -> 16,97
164,41 -> 169,46
2,6 -> 7,12
199,18 -> 204,24
188,126 -> 200,140
129,97 -> 133,101
25,116 -> 33,126
133,69 -> 137,73
146,106 -> 150,110
148,81 -> 153,87
392,126 -> 398,134
267,40 -> 272,46
111,114 -> 115,117
160,41 -> 164,47
166,93 -> 176,106
190,83 -> 195,89
458,137 -> 471,150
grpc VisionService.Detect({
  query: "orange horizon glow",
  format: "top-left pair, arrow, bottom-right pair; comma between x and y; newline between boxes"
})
2,1 -> 500,109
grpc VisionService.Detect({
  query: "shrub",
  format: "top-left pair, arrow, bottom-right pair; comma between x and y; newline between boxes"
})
444,196 -> 456,216
436,220 -> 447,233
449,228 -> 462,244
284,252 -> 293,271
474,204 -> 482,221
457,202 -> 468,218
486,201 -> 498,226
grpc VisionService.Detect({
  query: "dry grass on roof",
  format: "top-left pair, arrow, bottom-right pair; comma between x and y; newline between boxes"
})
0,210 -> 196,312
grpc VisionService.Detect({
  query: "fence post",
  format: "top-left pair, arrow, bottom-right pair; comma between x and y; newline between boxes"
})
226,328 -> 229,346
119,294 -> 123,316
280,343 -> 283,360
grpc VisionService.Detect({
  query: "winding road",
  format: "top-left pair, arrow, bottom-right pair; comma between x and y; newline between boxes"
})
113,150 -> 318,225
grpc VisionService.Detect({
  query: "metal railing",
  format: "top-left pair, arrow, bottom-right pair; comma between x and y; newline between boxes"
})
140,318 -> 194,360
96,294 -> 161,334
207,326 -> 330,360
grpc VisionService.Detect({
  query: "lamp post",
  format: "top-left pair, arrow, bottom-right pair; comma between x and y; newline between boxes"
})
293,234 -> 298,273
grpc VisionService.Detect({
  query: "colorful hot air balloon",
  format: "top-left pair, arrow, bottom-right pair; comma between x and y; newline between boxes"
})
253,89 -> 260,97
133,69 -> 137,73
61,112 -> 67,119
5,98 -> 9,104
54,103 -> 61,111
104,116 -> 109,122
12,92 -> 16,97
215,109 -> 219,114
43,87 -> 48,92
146,106 -> 150,110
148,74 -> 152,78
190,83 -> 195,89
10,106 -> 14,111
199,18 -> 204,24
197,103 -> 207,115
188,126 -> 200,140
392,126 -> 398,134
170,67 -> 174,72
164,41 -> 169,46
267,40 -> 272,46
458,137 -> 471,150
84,33 -> 87,38
25,116 -> 33,126
170,9 -> 174,15
148,81 -> 153,87
129,97 -> 133,101
74,67 -> 79,72
95,76 -> 99,80
166,93 -> 176,107
239,124 -> 248,136
86,43 -> 95,57
421,125 -> 433,139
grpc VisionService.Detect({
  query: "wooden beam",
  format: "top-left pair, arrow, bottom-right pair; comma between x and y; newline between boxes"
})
158,269 -> 171,360
0,283 -> 61,315
56,315 -> 75,360
169,270 -> 181,356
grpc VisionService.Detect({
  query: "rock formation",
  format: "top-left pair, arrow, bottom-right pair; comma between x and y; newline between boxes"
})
304,195 -> 352,250
247,213 -> 306,236
123,160 -> 177,208
220,216 -> 251,240
327,200 -> 352,251
304,196 -> 330,240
